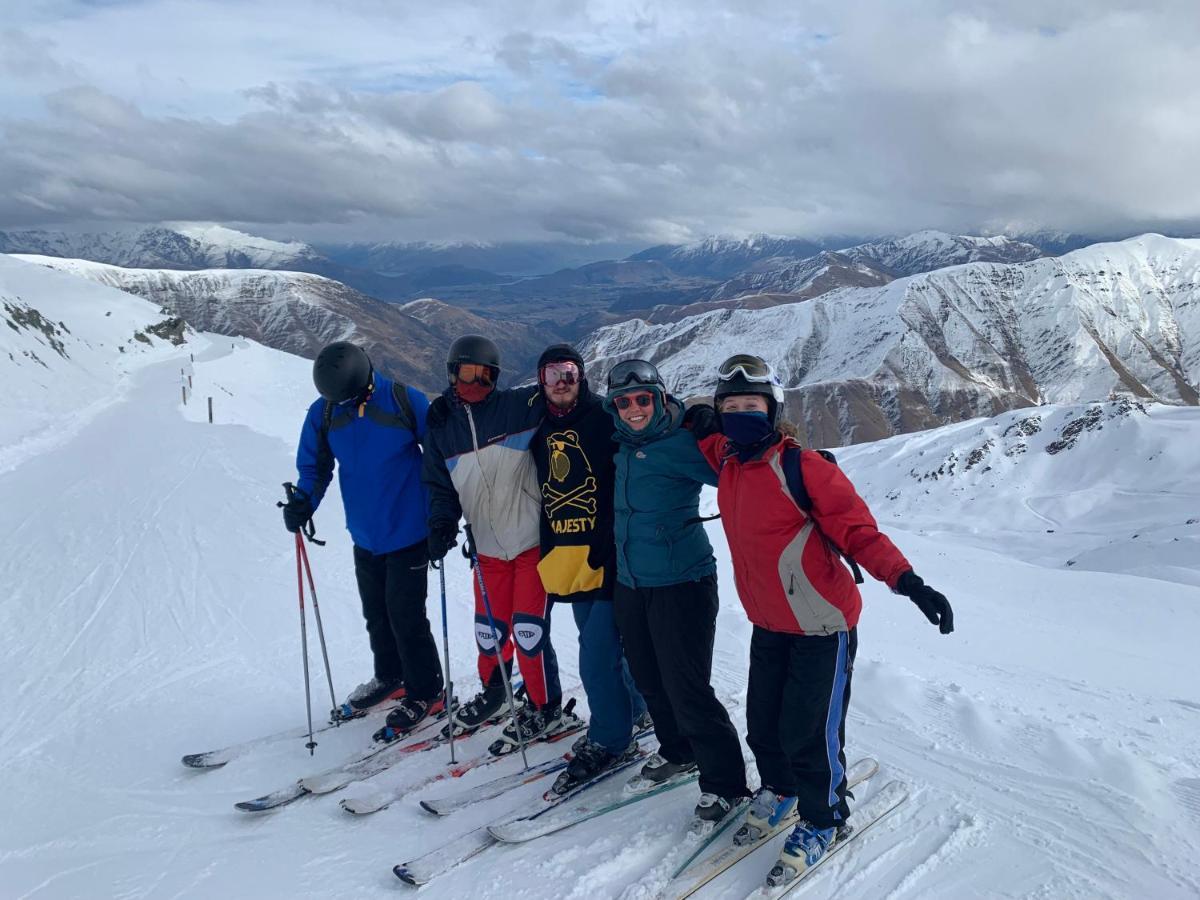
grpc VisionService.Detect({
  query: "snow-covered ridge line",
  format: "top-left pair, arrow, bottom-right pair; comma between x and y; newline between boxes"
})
0,223 -> 325,271
581,233 -> 1200,447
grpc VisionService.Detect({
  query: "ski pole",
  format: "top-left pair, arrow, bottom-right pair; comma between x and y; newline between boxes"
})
436,562 -> 456,765
465,526 -> 529,771
294,531 -> 317,755
297,534 -> 339,719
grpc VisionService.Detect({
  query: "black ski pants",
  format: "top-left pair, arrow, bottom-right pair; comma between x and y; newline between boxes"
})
614,575 -> 747,800
352,540 -> 443,701
746,625 -> 857,829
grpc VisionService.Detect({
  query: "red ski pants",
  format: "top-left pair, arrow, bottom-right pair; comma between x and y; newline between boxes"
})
473,547 -> 561,709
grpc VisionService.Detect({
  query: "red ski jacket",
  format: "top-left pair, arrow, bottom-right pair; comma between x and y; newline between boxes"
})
699,435 -> 911,635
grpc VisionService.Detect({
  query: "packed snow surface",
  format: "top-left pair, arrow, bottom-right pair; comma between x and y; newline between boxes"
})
1,266 -> 1198,897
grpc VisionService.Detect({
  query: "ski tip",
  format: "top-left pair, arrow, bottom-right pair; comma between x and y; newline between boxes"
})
393,865 -> 424,886
418,799 -> 443,816
234,799 -> 272,813
339,798 -> 380,815
181,754 -> 227,770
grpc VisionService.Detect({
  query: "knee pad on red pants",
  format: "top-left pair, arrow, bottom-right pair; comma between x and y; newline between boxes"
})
475,615 -> 509,656
512,613 -> 550,656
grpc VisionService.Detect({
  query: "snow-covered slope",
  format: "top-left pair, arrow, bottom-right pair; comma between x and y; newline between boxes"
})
0,254 -> 187,472
0,224 -> 325,271
10,255 -> 458,392
166,223 -> 325,269
838,230 -> 1044,276
629,234 -> 829,278
707,250 -> 893,301
842,399 -> 1200,588
583,234 -> 1200,446
1,303 -> 1198,898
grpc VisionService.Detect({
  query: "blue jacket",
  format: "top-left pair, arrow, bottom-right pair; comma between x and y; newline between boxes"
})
295,375 -> 430,555
611,395 -> 719,588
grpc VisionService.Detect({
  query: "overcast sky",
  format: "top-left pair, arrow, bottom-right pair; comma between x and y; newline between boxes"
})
2,0 -> 1199,244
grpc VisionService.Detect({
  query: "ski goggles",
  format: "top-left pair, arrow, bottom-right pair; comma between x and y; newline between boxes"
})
716,354 -> 777,384
452,362 -> 494,385
607,359 -> 661,392
540,361 -> 580,386
613,391 -> 654,411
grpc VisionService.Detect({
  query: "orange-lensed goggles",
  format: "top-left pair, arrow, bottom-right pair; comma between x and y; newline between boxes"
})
452,363 -> 494,385
613,392 -> 654,410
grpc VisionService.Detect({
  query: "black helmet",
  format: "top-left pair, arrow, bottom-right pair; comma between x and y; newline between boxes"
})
313,341 -> 373,404
713,354 -> 785,425
606,358 -> 663,393
447,334 -> 501,380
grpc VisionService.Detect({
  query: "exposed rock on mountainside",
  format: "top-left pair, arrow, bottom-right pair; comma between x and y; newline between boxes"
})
581,235 -> 1200,446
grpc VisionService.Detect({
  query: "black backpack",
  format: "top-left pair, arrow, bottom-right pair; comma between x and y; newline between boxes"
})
321,381 -> 417,438
782,446 -> 865,585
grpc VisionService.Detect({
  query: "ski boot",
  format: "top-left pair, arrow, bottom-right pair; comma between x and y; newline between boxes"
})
331,676 -> 404,723
488,698 -> 582,756
625,752 -> 698,794
734,787 -> 798,845
373,694 -> 446,743
443,682 -> 509,738
571,708 -> 653,755
766,819 -> 840,886
690,792 -> 746,835
551,737 -> 639,795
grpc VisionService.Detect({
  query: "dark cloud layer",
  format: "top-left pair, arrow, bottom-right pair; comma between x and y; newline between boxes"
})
2,1 -> 1199,242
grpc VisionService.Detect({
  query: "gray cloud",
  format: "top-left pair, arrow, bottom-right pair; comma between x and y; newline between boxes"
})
2,0 -> 1199,242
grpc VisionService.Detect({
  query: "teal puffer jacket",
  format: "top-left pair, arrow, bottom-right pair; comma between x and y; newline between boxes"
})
611,397 -> 719,588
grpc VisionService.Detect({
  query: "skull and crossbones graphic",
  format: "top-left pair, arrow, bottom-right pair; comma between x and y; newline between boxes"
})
544,430 -> 597,519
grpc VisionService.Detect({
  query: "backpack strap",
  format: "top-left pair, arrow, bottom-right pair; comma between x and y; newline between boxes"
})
783,446 -> 864,584
391,382 -> 416,434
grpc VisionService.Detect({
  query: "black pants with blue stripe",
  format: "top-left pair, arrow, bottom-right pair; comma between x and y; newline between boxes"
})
746,626 -> 857,829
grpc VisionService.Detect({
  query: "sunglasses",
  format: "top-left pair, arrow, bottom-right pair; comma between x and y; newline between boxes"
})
540,361 -> 580,386
613,392 -> 654,410
453,363 -> 494,385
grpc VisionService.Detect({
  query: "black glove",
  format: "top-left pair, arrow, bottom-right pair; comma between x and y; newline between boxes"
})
682,403 -> 719,439
427,520 -> 459,562
587,542 -> 613,573
895,571 -> 954,634
282,489 -> 314,534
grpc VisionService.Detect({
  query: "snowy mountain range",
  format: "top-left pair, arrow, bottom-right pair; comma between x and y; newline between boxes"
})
0,224 -> 326,271
582,234 -> 1200,446
705,232 -> 1044,302
10,255 -> 552,391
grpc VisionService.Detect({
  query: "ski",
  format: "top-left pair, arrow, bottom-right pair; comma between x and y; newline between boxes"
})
418,724 -> 657,817
338,716 -> 587,815
746,780 -> 909,899
180,708 -> 371,770
393,741 -> 656,887
233,711 -> 452,812
394,825 -> 495,887
181,684 -> 416,770
488,753 -> 697,844
419,754 -> 570,816
661,757 -> 878,899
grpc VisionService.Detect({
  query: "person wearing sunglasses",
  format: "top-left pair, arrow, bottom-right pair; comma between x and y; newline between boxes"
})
603,358 -> 749,830
285,341 -> 444,731
422,334 -> 575,748
696,353 -> 953,884
530,345 -> 650,793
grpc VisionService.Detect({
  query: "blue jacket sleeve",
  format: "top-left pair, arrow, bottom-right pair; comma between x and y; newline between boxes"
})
675,430 -> 721,487
295,400 -> 334,509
